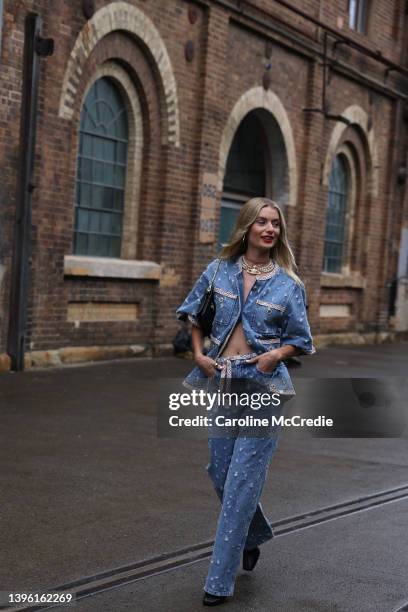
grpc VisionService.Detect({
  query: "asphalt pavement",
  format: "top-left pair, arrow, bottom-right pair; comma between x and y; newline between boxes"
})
0,343 -> 407,612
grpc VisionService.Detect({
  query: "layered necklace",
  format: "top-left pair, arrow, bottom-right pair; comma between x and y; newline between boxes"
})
242,256 -> 275,275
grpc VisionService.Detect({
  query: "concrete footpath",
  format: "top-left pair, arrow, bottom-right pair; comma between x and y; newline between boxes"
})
0,343 -> 407,611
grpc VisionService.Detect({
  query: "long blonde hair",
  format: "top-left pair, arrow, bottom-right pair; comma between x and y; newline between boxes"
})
218,197 -> 302,285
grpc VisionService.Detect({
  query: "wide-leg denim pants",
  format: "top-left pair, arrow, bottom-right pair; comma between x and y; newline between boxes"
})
203,354 -> 283,597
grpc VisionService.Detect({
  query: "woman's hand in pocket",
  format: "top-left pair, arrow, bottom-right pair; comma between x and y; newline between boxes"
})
246,350 -> 280,373
194,352 -> 223,378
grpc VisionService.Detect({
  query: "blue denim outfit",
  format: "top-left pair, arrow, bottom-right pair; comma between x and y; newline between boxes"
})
175,256 -> 315,597
176,255 -> 315,397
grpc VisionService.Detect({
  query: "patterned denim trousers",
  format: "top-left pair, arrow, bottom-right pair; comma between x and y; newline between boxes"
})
203,354 -> 283,597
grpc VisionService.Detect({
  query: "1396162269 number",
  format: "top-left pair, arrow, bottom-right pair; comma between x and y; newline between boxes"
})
6,592 -> 74,605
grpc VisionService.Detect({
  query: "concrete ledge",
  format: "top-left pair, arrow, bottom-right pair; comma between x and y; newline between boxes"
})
1,332 -> 407,372
320,272 -> 366,289
64,256 -> 161,280
24,344 -> 148,369
314,332 -> 406,348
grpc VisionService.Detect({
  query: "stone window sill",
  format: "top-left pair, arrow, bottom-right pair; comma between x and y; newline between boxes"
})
320,272 -> 366,289
64,256 -> 161,280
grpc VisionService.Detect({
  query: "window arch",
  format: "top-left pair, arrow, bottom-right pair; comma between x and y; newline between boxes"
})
323,154 -> 350,273
74,77 -> 128,257
219,107 -> 291,249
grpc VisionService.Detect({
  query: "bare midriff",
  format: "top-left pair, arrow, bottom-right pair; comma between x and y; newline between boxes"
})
219,272 -> 257,357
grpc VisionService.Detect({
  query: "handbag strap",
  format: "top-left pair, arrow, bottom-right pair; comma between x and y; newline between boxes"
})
207,258 -> 221,292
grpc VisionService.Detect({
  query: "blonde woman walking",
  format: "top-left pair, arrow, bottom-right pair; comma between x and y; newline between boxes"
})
176,197 -> 315,606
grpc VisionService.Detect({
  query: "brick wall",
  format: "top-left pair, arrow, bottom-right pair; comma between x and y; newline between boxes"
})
0,0 -> 406,361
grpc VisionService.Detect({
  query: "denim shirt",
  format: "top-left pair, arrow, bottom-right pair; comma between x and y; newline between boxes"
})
176,256 -> 316,396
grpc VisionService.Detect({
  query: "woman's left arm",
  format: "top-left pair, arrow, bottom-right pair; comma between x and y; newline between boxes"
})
279,282 -> 316,356
246,281 -> 315,372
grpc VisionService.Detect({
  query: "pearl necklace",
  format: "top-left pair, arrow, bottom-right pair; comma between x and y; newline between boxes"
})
242,256 -> 275,275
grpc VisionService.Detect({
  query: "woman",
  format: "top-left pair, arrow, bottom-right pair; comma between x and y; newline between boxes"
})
176,197 -> 315,606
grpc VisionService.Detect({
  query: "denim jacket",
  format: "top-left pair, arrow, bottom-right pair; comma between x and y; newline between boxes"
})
176,256 -> 316,396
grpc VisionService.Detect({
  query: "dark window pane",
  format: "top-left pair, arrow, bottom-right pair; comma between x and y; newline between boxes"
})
79,158 -> 92,182
116,111 -> 128,140
102,187 -> 115,210
82,110 -> 95,133
223,113 -> 265,197
93,160 -> 105,183
109,236 -> 121,257
78,182 -> 91,207
100,236 -> 108,257
117,142 -> 127,163
76,208 -> 89,232
81,134 -> 92,157
92,185 -> 104,209
88,234 -> 99,255
111,213 -> 122,235
74,233 -> 88,255
89,211 -> 100,233
93,134 -> 104,159
114,165 -> 126,188
103,139 -> 115,161
101,211 -> 112,234
113,189 -> 124,211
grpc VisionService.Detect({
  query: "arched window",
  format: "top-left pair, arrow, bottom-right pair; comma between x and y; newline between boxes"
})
323,155 -> 350,273
74,77 -> 128,257
219,113 -> 267,248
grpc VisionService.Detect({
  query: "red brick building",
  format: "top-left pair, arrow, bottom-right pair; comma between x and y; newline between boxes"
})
0,0 -> 407,370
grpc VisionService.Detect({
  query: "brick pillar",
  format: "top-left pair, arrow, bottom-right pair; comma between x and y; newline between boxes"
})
296,57 -> 326,333
189,5 -> 230,280
154,5 -> 229,352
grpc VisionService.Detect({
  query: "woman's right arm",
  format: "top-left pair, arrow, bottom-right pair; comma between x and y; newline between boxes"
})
175,259 -> 218,325
191,324 -> 220,378
176,259 -> 223,377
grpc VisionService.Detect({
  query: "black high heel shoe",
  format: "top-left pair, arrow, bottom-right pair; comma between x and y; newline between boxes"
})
203,592 -> 228,606
243,546 -> 260,571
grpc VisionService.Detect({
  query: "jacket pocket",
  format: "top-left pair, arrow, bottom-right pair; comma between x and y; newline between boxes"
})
213,287 -> 238,325
259,336 -> 281,345
250,299 -> 284,334
255,364 -> 277,376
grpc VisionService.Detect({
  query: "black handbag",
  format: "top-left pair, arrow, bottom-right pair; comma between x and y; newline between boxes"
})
196,259 -> 221,337
172,325 -> 192,354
